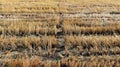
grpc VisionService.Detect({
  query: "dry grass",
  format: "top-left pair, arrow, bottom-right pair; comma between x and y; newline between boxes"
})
0,0 -> 120,67
0,0 -> 120,13
0,56 -> 119,67
0,21 -> 60,35
0,35 -> 119,56
64,18 -> 120,27
62,24 -> 120,35
0,35 -> 120,50
65,35 -> 120,47
0,35 -> 58,50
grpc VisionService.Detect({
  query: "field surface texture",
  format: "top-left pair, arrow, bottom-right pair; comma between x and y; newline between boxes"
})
0,0 -> 120,67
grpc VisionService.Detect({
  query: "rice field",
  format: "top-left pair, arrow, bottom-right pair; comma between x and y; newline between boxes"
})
0,0 -> 120,67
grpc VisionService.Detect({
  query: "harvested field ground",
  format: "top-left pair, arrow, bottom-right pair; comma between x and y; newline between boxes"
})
0,0 -> 120,67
